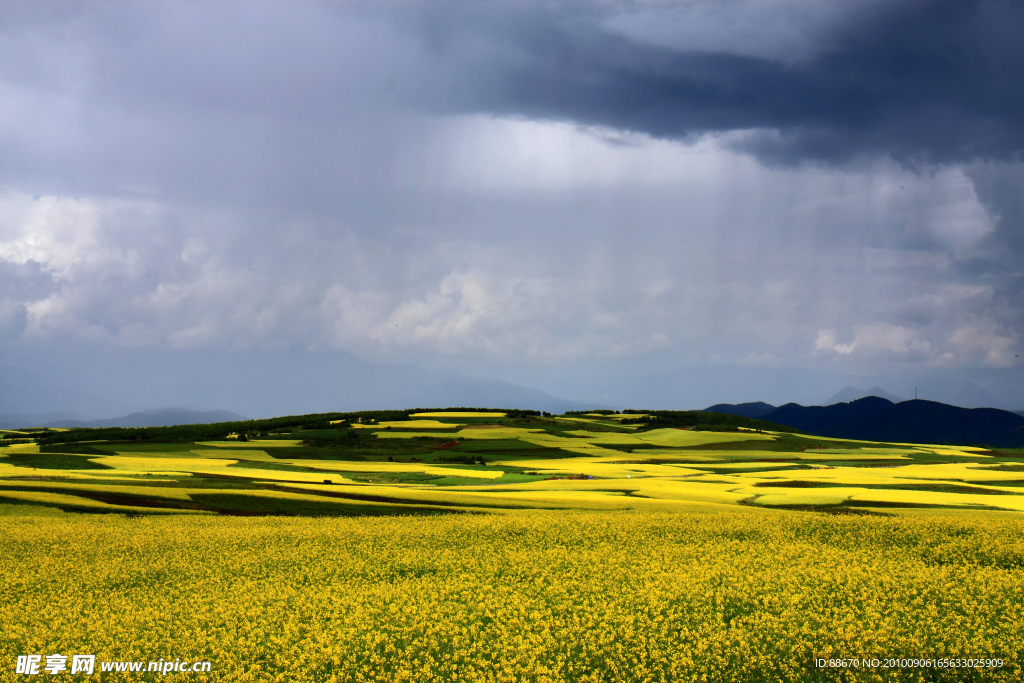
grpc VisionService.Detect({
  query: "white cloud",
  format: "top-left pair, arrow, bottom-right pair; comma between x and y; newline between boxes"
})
0,173 -> 1008,378
398,115 -> 761,194
947,322 -> 1018,368
916,167 -> 995,253
815,323 -> 931,361
815,329 -> 855,355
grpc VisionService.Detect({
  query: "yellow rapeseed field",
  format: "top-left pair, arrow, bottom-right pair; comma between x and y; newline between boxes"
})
2,505 -> 1022,682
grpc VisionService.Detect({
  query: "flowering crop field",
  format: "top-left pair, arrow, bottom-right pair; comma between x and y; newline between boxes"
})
2,505 -> 1023,682
3,411 -> 1024,680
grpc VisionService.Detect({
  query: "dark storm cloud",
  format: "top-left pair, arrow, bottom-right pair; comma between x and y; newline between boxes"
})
408,0 -> 1024,165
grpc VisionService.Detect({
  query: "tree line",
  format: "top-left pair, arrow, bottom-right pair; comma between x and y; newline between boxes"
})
619,410 -> 802,433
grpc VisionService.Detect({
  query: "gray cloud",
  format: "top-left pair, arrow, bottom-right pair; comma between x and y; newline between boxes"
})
0,1 -> 1021,413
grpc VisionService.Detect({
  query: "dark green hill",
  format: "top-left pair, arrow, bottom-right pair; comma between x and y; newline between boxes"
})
762,397 -> 1024,448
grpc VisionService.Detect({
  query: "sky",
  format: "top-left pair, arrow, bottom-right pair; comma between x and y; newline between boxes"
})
1,0 -> 1023,417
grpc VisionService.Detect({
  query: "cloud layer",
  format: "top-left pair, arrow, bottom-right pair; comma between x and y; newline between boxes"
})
0,1 -> 1021,410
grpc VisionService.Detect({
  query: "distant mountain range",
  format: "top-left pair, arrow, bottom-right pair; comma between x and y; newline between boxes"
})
0,408 -> 247,430
0,348 -> 605,419
0,412 -> 87,429
705,397 -> 1024,448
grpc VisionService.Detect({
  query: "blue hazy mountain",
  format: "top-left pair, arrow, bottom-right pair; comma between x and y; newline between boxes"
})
39,408 -> 249,429
0,412 -> 89,429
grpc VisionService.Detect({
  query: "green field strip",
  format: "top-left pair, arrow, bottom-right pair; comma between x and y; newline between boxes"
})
409,411 -> 507,418
185,491 -> 469,516
554,444 -> 636,457
967,463 -> 1024,474
457,427 -> 548,439
635,429 -> 778,448
262,484 -> 488,509
888,462 -> 1024,481
800,447 -> 924,456
223,459 -> 371,479
494,456 -> 706,479
848,488 -> 1024,512
92,454 -> 241,471
771,433 -> 903,446
260,445 -> 427,460
266,483 -> 572,510
0,481 -> 228,511
553,416 -> 620,427
102,442 -> 206,453
189,448 -> 278,461
748,490 -> 857,507
260,459 -> 505,480
0,442 -> 40,454
448,439 -> 551,452
365,420 -> 464,430
561,430 -> 647,445
447,476 -> 748,503
745,465 -> 926,481
70,454 -> 370,485
0,475 -> 191,487
0,479 -> 478,515
200,467 -> 362,485
751,480 -> 1024,496
0,480 -> 199,500
562,418 -> 634,430
741,483 -> 1024,512
194,439 -> 305,448
371,431 -> 477,439
0,489 -> 210,515
688,463 -> 814,474
1,452 -> 114,470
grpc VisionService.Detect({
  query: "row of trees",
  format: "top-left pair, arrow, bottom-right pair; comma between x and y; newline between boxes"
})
620,410 -> 801,433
